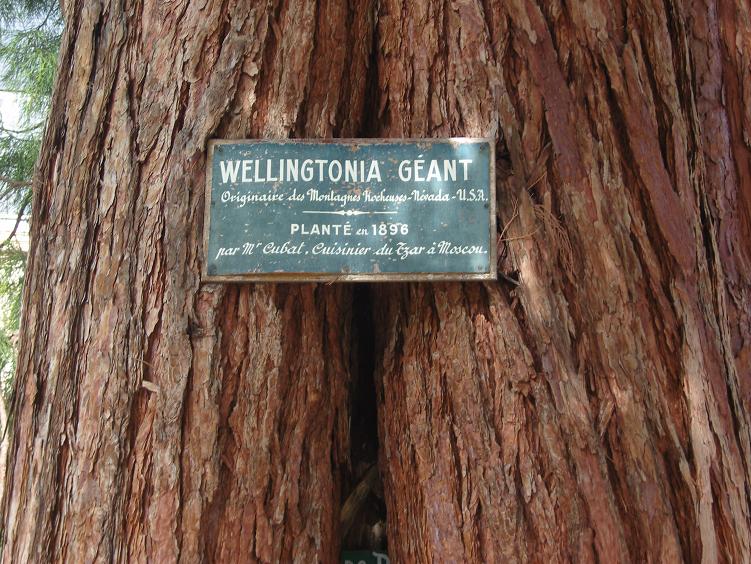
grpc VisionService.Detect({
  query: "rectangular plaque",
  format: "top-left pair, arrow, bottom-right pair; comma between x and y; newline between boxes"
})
203,138 -> 496,282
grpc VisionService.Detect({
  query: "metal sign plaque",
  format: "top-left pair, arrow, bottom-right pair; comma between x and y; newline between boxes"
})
203,138 -> 496,282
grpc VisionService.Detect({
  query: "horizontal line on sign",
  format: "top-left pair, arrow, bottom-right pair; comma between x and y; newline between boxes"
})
301,210 -> 397,216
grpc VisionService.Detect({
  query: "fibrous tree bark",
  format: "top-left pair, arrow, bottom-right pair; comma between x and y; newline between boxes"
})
374,1 -> 751,561
3,0 -> 751,563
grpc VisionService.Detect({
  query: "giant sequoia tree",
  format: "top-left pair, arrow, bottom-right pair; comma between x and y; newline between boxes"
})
2,0 -> 750,562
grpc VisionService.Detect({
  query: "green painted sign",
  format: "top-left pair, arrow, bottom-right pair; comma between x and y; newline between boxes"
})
203,139 -> 496,281
341,551 -> 389,564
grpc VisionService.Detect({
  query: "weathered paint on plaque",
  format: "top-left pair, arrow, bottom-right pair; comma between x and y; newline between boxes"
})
204,139 -> 495,281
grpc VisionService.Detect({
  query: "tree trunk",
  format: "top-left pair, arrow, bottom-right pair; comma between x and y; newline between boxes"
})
3,0 -> 751,563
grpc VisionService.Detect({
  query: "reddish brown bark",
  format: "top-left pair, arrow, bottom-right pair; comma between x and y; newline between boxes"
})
374,1 -> 751,561
1,1 -> 372,561
3,0 -> 751,563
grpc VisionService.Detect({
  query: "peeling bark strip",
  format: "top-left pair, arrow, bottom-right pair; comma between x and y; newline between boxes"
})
2,1 -> 751,563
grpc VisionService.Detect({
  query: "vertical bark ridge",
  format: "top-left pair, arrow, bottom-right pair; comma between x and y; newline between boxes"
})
2,1 -> 375,562
374,0 -> 751,562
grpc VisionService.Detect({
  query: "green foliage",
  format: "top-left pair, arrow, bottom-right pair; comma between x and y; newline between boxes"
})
0,0 -> 60,119
0,245 -> 23,398
0,134 -> 37,209
0,0 -> 61,403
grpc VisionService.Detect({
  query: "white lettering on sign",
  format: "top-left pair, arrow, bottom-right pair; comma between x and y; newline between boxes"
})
218,158 -> 385,184
290,223 -> 354,236
397,159 -> 472,182
218,159 -> 473,184
220,160 -> 240,183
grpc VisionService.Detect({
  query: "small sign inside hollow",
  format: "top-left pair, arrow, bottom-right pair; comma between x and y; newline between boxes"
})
203,138 -> 496,282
